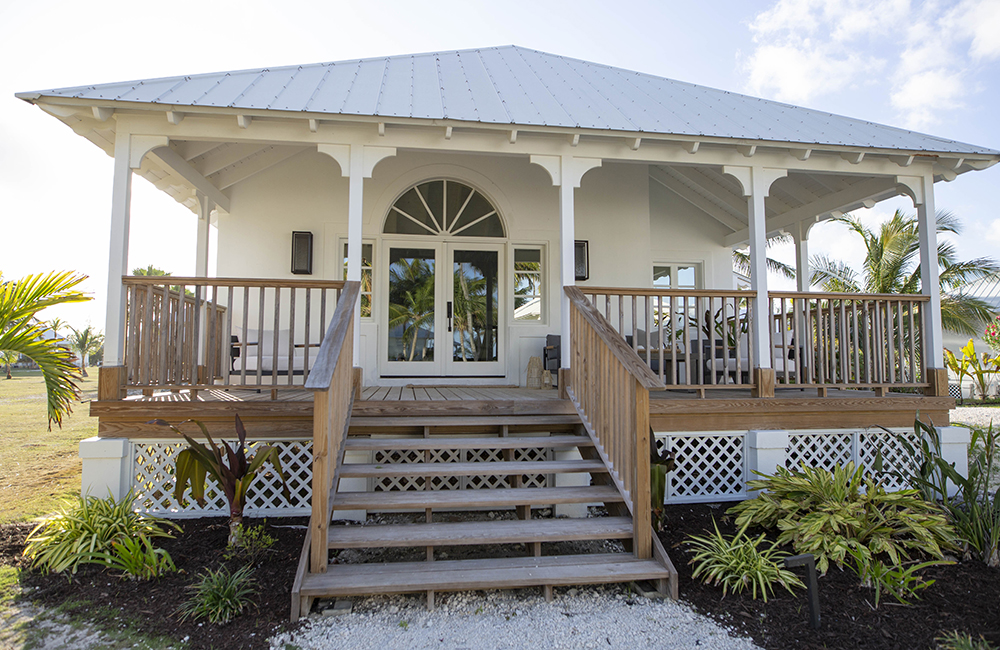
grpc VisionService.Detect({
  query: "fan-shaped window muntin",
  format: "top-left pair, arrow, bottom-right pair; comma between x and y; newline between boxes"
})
384,180 -> 505,238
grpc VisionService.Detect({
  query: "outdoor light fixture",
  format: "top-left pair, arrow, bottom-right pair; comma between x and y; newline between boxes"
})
574,240 -> 589,281
291,231 -> 313,275
784,553 -> 821,630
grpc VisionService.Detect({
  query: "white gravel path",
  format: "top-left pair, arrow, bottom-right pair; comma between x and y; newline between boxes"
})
951,406 -> 1000,429
270,585 -> 762,650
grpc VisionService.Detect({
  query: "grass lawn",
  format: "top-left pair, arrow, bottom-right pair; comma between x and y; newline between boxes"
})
0,368 -> 99,523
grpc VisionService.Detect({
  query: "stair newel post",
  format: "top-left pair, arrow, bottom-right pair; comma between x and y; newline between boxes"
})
311,386 -> 331,573
633,378 -> 652,559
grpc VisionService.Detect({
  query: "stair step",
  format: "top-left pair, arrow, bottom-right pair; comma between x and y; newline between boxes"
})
349,414 -> 581,429
340,460 -> 606,479
344,435 -> 593,452
327,516 -> 633,549
300,553 -> 670,597
332,485 -> 622,511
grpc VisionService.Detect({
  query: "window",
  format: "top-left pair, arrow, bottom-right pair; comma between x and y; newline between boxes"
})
383,180 -> 505,238
653,263 -> 700,290
343,242 -> 374,317
513,248 -> 543,321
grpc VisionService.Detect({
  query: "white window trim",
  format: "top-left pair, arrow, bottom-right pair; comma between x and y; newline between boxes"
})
510,242 -> 547,326
652,261 -> 703,290
339,237 -> 376,320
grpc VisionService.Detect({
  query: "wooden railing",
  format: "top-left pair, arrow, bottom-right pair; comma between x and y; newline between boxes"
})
123,276 -> 344,392
303,281 -> 360,575
565,287 -> 664,559
583,287 -> 756,390
768,292 -> 929,391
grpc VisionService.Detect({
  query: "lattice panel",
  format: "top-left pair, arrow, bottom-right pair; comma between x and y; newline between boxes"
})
131,439 -> 312,517
370,444 -> 554,492
858,429 -> 919,490
786,433 -> 854,471
661,433 -> 746,502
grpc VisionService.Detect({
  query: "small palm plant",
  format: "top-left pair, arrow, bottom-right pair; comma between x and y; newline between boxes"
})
152,415 -> 290,545
67,324 -> 104,377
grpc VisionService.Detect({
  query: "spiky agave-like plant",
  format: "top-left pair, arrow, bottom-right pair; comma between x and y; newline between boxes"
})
152,414 -> 290,544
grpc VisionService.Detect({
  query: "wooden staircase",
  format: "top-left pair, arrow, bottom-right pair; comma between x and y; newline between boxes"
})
291,414 -> 676,618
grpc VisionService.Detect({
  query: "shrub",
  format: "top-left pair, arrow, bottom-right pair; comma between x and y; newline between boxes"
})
179,565 -> 256,624
687,519 -> 803,601
936,631 -> 997,650
879,419 -> 1000,567
23,491 -> 180,574
91,534 -> 177,580
845,547 -> 942,606
224,524 -> 276,564
729,462 -> 955,575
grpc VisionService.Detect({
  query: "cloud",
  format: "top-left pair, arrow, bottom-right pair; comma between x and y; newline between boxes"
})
743,0 -> 999,129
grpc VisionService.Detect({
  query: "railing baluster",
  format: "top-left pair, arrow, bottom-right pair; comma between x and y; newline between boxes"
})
288,287 -> 297,386
272,287 -> 281,388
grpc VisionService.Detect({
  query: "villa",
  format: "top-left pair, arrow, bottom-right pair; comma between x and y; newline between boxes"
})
18,46 -> 995,618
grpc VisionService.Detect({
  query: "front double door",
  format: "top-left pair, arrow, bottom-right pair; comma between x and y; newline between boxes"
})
381,240 -> 504,377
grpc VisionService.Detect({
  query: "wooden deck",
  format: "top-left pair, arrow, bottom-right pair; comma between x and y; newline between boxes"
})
92,383 -> 952,438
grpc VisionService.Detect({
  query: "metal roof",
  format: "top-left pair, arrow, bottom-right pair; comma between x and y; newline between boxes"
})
19,45 -> 998,156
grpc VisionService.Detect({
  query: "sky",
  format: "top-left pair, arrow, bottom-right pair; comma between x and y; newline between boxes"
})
2,0 -> 999,330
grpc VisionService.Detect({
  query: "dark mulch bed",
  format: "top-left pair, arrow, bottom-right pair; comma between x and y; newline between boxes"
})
660,503 -> 1000,650
2,517 -> 306,650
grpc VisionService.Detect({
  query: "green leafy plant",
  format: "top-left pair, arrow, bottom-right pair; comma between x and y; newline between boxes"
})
945,340 -> 1000,401
879,418 -> 1000,567
687,519 -> 803,601
23,491 -> 179,574
844,547 -> 943,606
224,524 -> 276,564
152,414 -> 290,545
179,565 -> 256,624
936,631 -> 997,650
91,534 -> 177,580
729,462 -> 955,575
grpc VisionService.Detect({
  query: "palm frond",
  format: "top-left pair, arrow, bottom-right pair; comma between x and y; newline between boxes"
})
809,255 -> 861,293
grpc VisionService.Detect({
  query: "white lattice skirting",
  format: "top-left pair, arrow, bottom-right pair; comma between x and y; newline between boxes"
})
656,427 -> 937,504
77,426 -> 968,517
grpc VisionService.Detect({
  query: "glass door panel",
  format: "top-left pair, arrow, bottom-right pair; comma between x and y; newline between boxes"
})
385,247 -> 437,372
446,245 -> 503,376
451,249 -> 499,363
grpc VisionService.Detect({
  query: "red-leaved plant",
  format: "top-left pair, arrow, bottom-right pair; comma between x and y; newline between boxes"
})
152,414 -> 290,544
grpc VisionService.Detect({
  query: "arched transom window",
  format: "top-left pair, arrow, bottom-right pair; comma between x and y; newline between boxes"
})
384,180 -> 505,238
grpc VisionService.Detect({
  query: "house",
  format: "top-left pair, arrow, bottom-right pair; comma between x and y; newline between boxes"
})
19,46 -> 993,617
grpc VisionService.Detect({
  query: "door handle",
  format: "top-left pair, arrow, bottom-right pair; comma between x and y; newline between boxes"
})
447,301 -> 453,332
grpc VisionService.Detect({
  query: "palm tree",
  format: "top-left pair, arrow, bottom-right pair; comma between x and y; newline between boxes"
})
387,258 -> 435,362
810,210 -> 999,336
0,271 -> 90,427
732,233 -> 797,280
1,350 -> 17,379
67,325 -> 104,377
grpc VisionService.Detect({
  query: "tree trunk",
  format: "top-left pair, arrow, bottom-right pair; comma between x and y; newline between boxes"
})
229,514 -> 244,546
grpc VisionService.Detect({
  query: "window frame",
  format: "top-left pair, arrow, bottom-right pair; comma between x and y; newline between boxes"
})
340,238 -> 376,320
652,262 -> 702,290
510,243 -> 546,325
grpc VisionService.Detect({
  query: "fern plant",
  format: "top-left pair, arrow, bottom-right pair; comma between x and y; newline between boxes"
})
687,519 -> 803,601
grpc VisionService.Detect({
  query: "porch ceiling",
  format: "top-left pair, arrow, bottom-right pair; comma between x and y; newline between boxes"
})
650,163 -> 904,245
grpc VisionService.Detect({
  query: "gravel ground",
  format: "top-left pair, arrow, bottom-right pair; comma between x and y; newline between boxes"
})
270,585 -> 762,650
951,406 -> 1000,429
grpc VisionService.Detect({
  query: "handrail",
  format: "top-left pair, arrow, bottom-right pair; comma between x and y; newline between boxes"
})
123,276 -> 346,289
565,287 -> 663,390
586,286 -> 750,299
305,281 -> 360,575
305,282 -> 360,390
769,290 -> 931,302
564,287 -> 663,561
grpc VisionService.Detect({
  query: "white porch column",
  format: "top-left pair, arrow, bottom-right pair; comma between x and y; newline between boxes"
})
104,134 -> 134,366
792,220 -> 812,293
195,193 -> 213,278
724,166 -> 787,376
899,173 -> 946,393
317,144 -> 395,359
529,155 -> 602,370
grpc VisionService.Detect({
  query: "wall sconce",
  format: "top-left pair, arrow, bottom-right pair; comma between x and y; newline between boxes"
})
291,231 -> 313,275
574,240 -> 589,281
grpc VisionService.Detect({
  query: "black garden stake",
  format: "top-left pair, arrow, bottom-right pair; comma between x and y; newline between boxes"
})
784,553 -> 821,630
